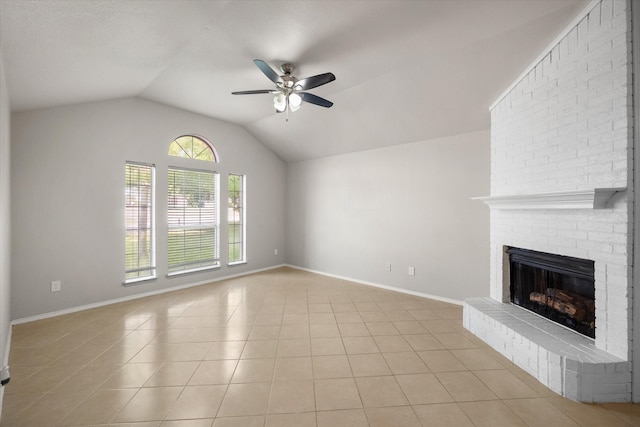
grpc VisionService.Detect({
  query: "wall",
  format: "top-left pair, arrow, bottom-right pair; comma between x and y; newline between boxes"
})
286,130 -> 490,302
0,42 -> 11,418
489,0 -> 632,359
10,98 -> 286,320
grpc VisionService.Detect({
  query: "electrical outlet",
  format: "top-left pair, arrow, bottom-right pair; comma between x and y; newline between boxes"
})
51,280 -> 61,292
274,249 -> 278,255
386,263 -> 392,272
408,267 -> 415,276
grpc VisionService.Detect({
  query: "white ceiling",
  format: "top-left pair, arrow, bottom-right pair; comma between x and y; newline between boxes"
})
0,0 -> 588,162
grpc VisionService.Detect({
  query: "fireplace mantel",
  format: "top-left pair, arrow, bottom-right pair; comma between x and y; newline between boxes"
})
472,188 -> 625,210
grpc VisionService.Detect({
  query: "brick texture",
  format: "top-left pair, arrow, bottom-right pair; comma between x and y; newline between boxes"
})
472,0 -> 633,402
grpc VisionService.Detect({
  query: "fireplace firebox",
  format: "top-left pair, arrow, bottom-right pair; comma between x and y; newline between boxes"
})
507,247 -> 595,338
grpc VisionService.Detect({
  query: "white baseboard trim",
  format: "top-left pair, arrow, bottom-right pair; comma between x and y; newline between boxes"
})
11,264 -> 287,326
10,262 -> 462,326
285,264 -> 463,306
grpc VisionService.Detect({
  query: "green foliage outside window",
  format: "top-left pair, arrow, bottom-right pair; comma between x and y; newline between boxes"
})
168,135 -> 216,161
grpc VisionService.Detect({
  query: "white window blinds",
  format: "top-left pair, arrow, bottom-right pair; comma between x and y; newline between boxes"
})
168,167 -> 219,274
125,162 -> 156,282
228,173 -> 245,263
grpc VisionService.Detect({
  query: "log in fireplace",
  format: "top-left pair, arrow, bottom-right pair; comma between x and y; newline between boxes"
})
507,247 -> 595,338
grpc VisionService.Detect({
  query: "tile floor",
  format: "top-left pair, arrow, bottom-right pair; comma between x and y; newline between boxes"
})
2,267 -> 640,426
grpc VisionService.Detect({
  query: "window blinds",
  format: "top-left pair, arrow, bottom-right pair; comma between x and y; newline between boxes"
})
168,167 -> 219,273
125,162 -> 156,281
228,173 -> 245,263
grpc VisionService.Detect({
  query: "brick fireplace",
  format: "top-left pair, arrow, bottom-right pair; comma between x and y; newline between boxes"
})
464,0 -> 635,402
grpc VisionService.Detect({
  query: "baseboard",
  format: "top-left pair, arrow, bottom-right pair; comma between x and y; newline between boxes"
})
285,264 -> 463,306
11,263 -> 461,325
11,264 -> 287,326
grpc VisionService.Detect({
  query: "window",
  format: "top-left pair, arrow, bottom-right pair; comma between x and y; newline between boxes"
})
125,162 -> 156,282
167,135 -> 219,275
167,167 -> 219,274
228,174 -> 246,264
168,135 -> 218,162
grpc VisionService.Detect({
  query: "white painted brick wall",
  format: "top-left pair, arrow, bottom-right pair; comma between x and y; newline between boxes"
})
467,0 -> 634,403
489,0 -> 633,363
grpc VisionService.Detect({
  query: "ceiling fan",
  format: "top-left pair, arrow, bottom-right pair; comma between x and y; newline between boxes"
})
232,59 -> 335,119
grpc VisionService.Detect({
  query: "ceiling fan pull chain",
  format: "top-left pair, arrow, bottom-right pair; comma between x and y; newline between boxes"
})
285,95 -> 290,122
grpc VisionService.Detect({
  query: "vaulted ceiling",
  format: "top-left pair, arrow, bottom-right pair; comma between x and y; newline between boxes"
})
0,0 -> 588,162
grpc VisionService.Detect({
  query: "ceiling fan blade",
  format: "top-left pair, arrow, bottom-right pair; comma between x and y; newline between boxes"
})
254,59 -> 283,84
231,90 -> 275,95
300,92 -> 333,108
297,72 -> 335,90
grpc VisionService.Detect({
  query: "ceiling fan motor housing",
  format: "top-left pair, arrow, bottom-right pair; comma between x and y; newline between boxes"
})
279,64 -> 299,92
280,63 -> 295,75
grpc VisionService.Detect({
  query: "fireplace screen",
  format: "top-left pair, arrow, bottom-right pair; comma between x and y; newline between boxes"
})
507,247 -> 595,338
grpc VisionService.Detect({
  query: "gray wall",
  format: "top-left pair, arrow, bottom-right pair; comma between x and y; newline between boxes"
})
10,98 -> 286,320
10,96 -> 489,320
0,43 -> 10,415
286,130 -> 490,302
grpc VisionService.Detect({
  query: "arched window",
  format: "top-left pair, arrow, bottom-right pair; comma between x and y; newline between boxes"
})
168,135 -> 218,162
167,135 -> 220,275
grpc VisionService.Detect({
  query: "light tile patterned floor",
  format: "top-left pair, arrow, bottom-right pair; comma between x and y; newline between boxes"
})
2,267 -> 640,426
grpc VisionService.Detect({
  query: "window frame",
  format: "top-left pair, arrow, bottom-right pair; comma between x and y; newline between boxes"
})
228,173 -> 246,265
168,134 -> 219,162
124,161 -> 156,285
166,165 -> 221,277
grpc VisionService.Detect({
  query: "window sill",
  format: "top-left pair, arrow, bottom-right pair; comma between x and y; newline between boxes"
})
123,276 -> 157,286
166,265 -> 220,277
228,261 -> 247,267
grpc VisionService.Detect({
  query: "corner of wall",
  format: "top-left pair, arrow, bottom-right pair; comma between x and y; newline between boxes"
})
630,0 -> 640,403
0,39 -> 11,421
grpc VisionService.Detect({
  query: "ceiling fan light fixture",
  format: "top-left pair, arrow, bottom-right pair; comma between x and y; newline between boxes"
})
289,103 -> 301,113
289,93 -> 302,112
273,92 -> 287,112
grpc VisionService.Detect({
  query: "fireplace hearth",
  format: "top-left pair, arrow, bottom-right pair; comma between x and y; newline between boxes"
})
507,247 -> 595,339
